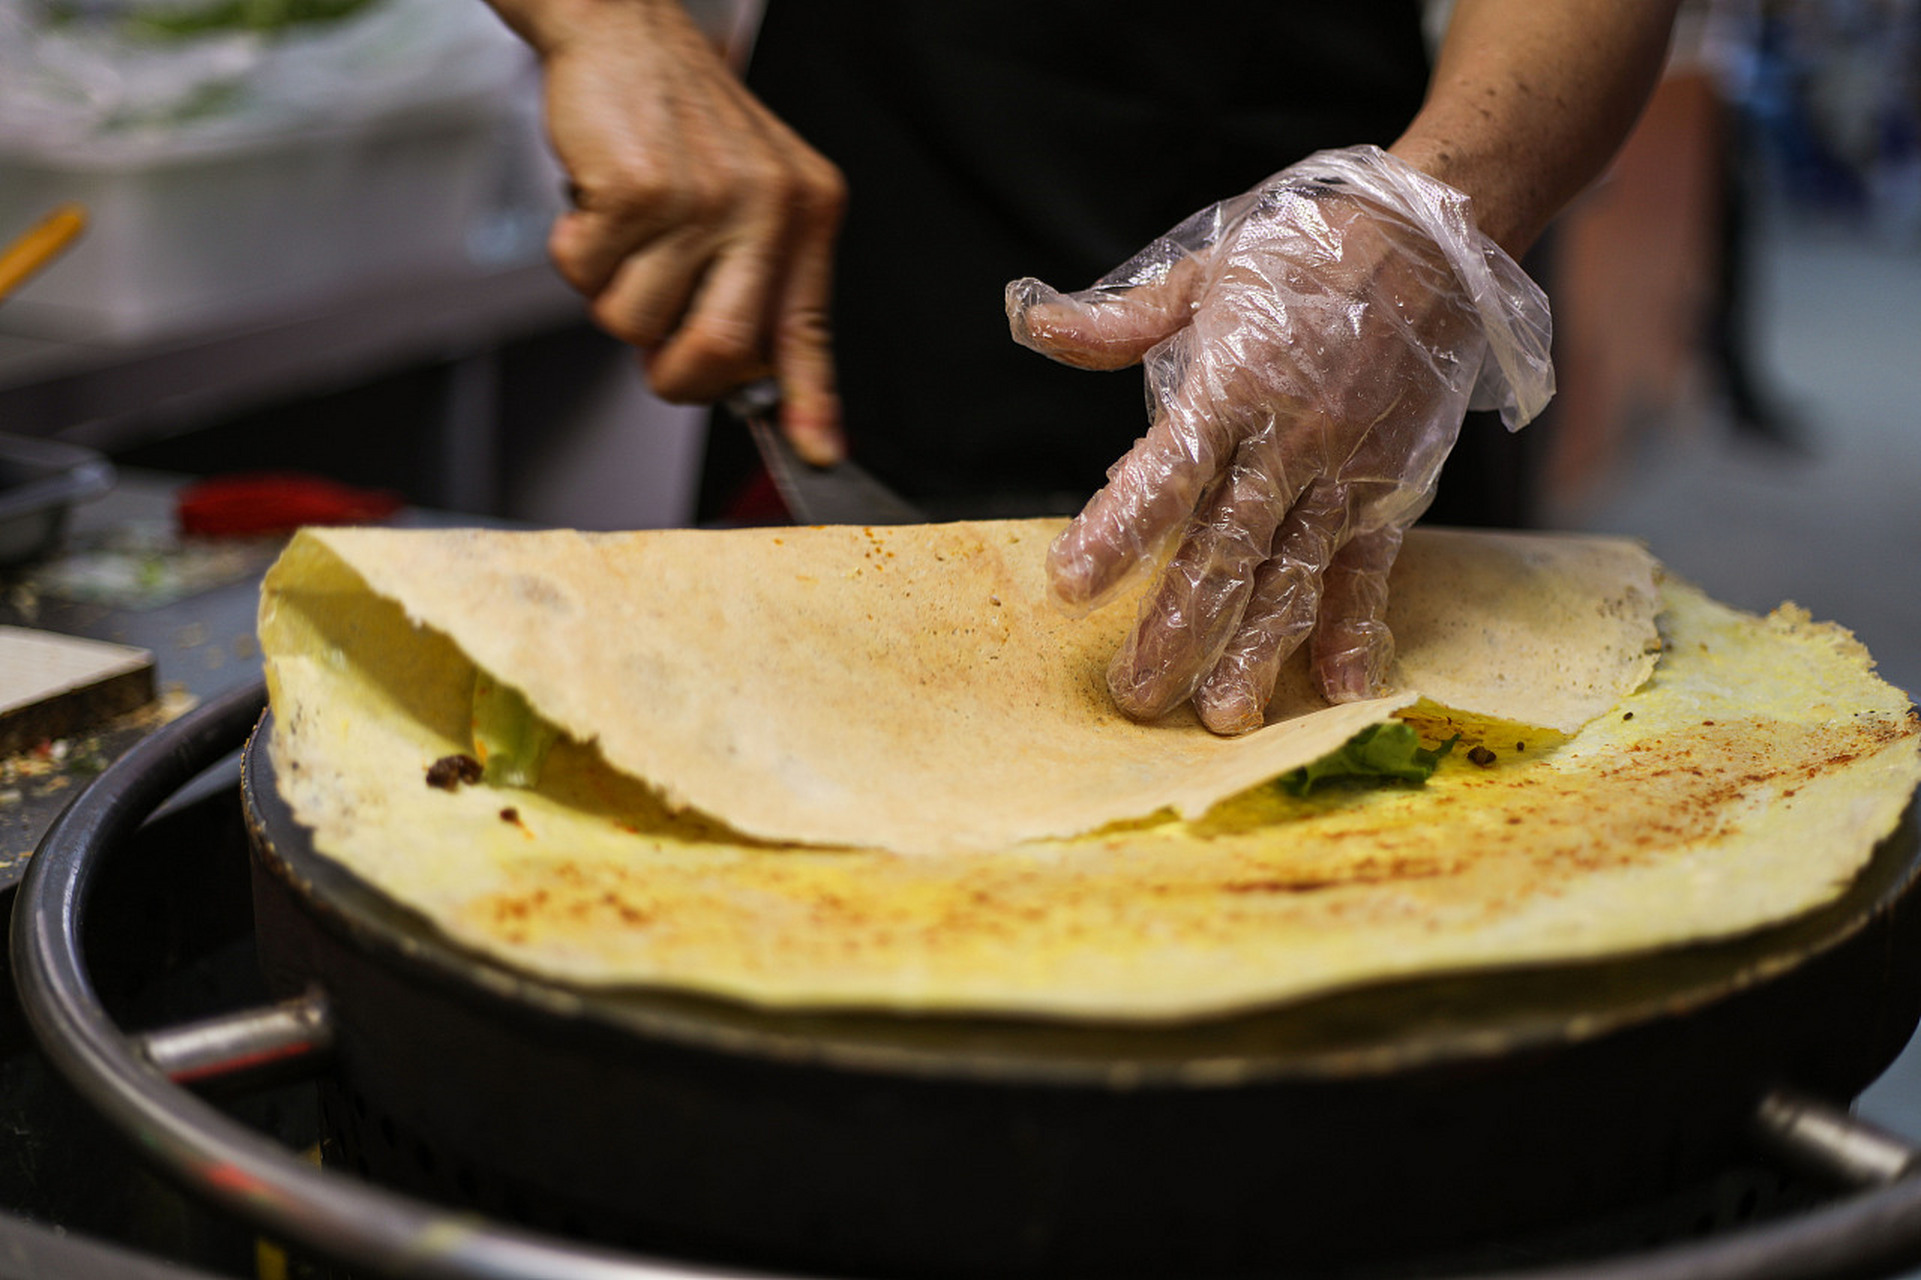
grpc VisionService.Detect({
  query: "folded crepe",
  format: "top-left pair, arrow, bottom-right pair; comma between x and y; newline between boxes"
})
262,522 -> 1664,854
259,521 -> 1921,1019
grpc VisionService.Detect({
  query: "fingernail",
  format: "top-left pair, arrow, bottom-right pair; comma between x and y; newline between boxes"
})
1003,278 -> 1045,318
1106,655 -> 1173,722
1321,648 -> 1385,703
1197,687 -> 1263,736
1004,278 -> 1066,347
1323,667 -> 1373,703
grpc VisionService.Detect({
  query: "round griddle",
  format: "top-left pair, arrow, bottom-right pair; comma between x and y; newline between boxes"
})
18,681 -> 1921,1279
244,709 -> 1921,1084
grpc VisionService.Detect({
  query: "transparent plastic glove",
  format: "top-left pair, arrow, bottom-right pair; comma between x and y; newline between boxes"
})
1005,145 -> 1554,735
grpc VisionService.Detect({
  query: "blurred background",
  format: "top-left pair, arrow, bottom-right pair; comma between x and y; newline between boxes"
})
1544,0 -> 1921,711
0,0 -> 756,533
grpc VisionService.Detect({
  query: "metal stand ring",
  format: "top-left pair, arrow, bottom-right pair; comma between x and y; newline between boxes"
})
16,680 -> 1921,1280
10,682 -> 736,1280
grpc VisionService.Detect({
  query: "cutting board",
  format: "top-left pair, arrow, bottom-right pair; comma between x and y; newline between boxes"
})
0,625 -> 154,755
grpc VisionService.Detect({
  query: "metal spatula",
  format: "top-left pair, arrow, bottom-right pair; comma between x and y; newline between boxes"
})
728,379 -> 925,526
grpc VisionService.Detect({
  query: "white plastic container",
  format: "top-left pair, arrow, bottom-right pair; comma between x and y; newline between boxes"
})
0,0 -> 539,342
0,97 -> 508,341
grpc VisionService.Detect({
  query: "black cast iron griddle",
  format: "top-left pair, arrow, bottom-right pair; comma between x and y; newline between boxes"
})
17,681 -> 1921,1280
239,701 -> 1921,1278
243,709 -> 1921,1085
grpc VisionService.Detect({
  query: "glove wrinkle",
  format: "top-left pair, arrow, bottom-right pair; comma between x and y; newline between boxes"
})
1313,525 -> 1405,704
1195,479 -> 1348,734
1105,463 -> 1264,720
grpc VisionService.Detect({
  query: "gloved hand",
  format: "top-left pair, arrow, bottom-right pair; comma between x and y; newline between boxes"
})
1006,145 -> 1554,735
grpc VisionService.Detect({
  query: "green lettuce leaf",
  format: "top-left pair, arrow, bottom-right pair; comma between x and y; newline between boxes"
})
471,670 -> 559,790
1275,722 -> 1457,797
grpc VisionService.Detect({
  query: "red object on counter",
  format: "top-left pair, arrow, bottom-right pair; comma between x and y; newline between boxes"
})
176,472 -> 404,537
716,465 -> 793,526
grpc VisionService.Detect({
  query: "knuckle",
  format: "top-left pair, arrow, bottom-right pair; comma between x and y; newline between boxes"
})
684,317 -> 761,369
546,223 -> 595,291
653,322 -> 762,399
589,296 -> 662,350
594,170 -> 670,221
777,302 -> 833,354
802,160 -> 849,223
755,168 -> 803,222
591,159 -> 708,231
684,174 -> 735,226
750,158 -> 843,236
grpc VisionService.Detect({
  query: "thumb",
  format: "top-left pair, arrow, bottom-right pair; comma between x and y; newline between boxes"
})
773,212 -> 846,467
1005,250 -> 1209,372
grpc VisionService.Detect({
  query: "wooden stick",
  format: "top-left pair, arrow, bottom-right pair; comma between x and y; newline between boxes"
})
0,202 -> 88,304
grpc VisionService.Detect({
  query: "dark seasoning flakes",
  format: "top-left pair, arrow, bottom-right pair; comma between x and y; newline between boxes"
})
426,754 -> 483,790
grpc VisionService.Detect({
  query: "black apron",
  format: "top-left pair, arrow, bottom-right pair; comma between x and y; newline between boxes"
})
701,0 -> 1540,527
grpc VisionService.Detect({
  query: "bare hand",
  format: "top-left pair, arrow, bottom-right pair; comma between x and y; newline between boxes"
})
532,0 -> 847,462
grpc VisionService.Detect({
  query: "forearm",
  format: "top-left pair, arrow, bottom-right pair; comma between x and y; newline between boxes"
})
481,0 -> 696,59
1389,0 -> 1682,257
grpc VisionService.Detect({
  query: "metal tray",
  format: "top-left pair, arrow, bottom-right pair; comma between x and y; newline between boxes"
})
0,432 -> 113,567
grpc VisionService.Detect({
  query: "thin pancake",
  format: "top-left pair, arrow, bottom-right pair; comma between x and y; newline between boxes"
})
258,524 -> 1919,1020
260,522 -> 1660,854
262,572 -> 1918,1019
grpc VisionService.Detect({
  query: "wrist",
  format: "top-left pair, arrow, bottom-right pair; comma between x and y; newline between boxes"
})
1256,145 -> 1555,430
1385,134 -> 1545,259
488,0 -> 695,59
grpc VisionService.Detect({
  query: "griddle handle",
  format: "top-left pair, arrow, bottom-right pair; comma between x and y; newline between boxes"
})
132,987 -> 334,1096
1753,1089 -> 1921,1188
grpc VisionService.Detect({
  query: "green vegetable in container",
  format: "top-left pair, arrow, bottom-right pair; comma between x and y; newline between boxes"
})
41,0 -> 381,40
